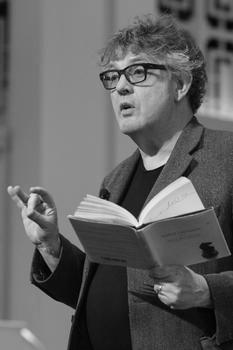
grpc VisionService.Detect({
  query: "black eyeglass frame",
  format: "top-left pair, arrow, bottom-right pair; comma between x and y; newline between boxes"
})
99,63 -> 167,90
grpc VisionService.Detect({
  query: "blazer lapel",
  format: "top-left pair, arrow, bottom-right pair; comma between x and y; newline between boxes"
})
102,150 -> 140,204
143,117 -> 204,207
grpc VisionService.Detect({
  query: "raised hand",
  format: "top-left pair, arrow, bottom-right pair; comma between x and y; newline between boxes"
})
7,186 -> 61,269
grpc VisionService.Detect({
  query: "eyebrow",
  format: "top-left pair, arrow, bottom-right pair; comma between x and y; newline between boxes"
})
106,56 -> 151,70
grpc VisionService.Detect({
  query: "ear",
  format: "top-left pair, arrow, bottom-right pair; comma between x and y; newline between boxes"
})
174,72 -> 192,102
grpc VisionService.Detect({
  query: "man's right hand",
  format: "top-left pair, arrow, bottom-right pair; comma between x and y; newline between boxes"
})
7,186 -> 61,270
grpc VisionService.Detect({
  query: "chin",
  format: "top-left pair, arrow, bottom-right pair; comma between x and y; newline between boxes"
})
118,117 -> 142,134
119,125 -> 143,137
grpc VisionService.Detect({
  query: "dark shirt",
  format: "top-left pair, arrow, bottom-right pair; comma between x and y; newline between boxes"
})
85,157 -> 163,350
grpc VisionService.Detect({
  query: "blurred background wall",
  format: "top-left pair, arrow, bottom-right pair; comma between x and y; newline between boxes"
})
1,0 -> 232,349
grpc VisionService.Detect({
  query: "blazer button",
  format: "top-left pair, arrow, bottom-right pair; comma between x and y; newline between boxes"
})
99,188 -> 110,200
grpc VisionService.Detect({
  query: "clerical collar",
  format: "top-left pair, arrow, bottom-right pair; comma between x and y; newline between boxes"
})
139,131 -> 182,171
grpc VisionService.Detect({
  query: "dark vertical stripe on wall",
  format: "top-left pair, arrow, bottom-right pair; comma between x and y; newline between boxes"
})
0,0 -> 10,319
0,127 -> 10,319
103,0 -> 117,173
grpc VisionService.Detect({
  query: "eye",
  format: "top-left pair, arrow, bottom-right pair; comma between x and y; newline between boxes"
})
131,66 -> 145,77
104,71 -> 119,82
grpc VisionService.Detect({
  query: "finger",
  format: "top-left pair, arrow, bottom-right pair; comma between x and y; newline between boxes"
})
7,185 -> 29,208
15,186 -> 30,204
26,206 -> 47,229
153,284 -> 163,295
150,265 -> 183,282
29,187 -> 55,208
158,295 -> 175,309
156,287 -> 175,309
156,283 -> 181,309
27,193 -> 43,210
26,195 -> 46,226
149,267 -> 171,280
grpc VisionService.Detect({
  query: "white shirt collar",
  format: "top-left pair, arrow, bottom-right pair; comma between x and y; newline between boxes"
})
139,131 -> 182,171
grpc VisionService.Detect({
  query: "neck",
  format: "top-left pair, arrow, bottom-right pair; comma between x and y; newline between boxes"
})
135,129 -> 184,156
131,105 -> 193,156
139,129 -> 183,170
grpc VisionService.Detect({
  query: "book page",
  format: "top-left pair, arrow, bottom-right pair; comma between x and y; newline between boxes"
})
138,177 -> 204,225
69,213 -> 135,227
74,194 -> 138,226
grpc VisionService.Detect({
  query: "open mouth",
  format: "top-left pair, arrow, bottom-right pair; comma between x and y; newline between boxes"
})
120,102 -> 134,112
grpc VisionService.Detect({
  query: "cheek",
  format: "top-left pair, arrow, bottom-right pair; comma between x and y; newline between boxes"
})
141,87 -> 171,114
140,93 -> 159,115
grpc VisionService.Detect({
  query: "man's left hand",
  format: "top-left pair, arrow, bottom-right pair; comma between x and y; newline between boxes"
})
149,265 -> 212,309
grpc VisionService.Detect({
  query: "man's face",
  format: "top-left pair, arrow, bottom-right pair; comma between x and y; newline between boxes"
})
107,52 -> 176,138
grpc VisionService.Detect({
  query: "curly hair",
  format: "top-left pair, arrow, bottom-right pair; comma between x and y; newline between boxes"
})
99,14 -> 207,114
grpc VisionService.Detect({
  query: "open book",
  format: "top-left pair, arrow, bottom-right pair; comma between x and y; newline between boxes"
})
68,177 -> 230,268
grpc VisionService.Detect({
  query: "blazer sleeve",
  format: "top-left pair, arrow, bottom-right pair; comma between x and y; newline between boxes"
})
31,234 -> 85,309
205,272 -> 233,346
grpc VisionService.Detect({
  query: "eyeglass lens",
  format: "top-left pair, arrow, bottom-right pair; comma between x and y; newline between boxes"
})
101,64 -> 147,90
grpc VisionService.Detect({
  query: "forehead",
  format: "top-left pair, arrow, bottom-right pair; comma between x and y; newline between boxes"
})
105,52 -> 155,70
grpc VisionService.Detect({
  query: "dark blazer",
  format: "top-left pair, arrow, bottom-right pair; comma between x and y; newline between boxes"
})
32,117 -> 233,350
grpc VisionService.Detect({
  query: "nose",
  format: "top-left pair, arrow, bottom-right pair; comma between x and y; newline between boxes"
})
115,73 -> 133,95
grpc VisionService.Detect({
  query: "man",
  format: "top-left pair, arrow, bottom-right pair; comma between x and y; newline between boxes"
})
8,14 -> 233,350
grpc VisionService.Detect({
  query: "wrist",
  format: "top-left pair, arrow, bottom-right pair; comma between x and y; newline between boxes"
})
36,235 -> 61,259
196,275 -> 213,308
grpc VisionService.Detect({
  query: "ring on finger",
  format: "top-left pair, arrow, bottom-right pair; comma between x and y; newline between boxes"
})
155,284 -> 163,295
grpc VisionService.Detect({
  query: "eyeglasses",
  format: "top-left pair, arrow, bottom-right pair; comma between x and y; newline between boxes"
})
99,63 -> 166,90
